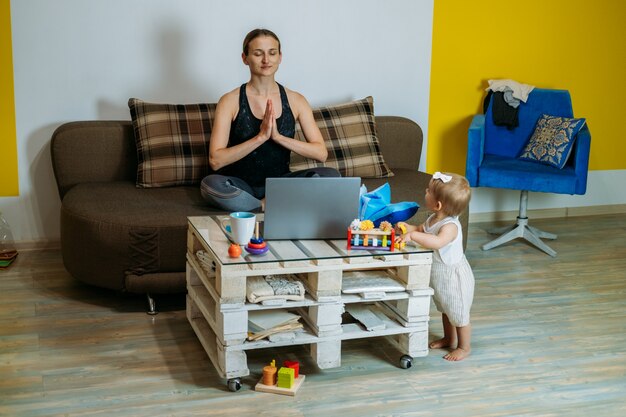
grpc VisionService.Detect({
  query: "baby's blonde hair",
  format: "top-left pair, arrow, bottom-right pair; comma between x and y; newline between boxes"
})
428,172 -> 471,217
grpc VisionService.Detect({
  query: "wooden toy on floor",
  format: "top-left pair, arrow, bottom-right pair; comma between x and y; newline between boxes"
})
255,359 -> 305,396
244,222 -> 269,255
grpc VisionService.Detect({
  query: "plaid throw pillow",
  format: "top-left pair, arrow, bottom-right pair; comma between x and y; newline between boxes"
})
129,98 -> 217,188
289,96 -> 393,178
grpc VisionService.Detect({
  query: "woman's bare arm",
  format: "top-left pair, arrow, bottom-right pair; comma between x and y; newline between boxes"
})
400,223 -> 457,250
270,91 -> 327,162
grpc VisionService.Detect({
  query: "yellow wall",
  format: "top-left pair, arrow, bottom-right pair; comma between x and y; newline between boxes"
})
1,0 -> 18,196
428,0 -> 626,174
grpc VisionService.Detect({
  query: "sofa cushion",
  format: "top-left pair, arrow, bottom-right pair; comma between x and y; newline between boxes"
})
60,181 -> 220,291
290,97 -> 393,178
518,114 -> 586,169
480,154 -> 579,194
129,98 -> 217,188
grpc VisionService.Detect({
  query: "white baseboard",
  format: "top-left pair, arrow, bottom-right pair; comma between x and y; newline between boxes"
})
469,204 -> 626,223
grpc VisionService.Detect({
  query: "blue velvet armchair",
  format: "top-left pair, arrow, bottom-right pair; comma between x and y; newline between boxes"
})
466,88 -> 591,256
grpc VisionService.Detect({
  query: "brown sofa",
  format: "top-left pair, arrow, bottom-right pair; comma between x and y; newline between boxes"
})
51,116 -> 468,310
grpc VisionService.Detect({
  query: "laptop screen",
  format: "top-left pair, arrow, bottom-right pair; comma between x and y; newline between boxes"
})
263,177 -> 361,240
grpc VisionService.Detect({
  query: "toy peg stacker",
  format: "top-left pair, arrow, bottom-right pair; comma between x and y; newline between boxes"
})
255,359 -> 306,396
346,219 -> 395,251
261,359 -> 277,386
244,222 -> 269,255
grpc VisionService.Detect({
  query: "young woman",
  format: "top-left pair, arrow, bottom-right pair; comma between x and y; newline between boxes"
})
201,28 -> 339,211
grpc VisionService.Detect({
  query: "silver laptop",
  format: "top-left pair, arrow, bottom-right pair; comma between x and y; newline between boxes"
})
263,177 -> 361,240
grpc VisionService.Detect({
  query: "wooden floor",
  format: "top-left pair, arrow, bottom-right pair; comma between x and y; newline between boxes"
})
1,214 -> 625,417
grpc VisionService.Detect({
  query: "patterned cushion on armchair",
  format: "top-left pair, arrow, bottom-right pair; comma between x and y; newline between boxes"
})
518,114 -> 586,169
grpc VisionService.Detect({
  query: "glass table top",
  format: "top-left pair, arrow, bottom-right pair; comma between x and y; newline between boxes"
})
189,215 -> 431,266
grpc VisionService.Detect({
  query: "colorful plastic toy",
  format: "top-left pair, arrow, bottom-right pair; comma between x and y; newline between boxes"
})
244,245 -> 269,255
394,223 -> 407,249
228,243 -> 242,258
244,222 -> 269,255
347,219 -> 395,251
359,219 -> 375,231
379,221 -> 393,232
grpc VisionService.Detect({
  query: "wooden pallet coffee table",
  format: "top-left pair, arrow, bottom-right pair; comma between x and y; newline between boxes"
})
186,215 -> 433,391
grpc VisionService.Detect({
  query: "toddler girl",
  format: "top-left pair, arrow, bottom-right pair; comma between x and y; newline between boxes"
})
396,172 -> 474,361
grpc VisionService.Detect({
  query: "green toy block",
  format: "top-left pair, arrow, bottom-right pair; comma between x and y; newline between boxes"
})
277,367 -> 295,389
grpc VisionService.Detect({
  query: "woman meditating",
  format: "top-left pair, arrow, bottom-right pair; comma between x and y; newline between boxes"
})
201,28 -> 339,211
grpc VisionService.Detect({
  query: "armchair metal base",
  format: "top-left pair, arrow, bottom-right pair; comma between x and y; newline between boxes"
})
482,191 -> 557,257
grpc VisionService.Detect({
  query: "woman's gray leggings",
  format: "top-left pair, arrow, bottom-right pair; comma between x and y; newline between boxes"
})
200,167 -> 341,212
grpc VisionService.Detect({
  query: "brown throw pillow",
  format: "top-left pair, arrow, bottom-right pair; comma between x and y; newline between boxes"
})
129,98 -> 217,188
289,96 -> 393,178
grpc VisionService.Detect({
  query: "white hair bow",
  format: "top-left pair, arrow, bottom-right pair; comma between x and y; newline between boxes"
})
433,172 -> 452,183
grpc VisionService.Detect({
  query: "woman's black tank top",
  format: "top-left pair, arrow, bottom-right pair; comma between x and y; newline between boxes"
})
217,83 -> 295,187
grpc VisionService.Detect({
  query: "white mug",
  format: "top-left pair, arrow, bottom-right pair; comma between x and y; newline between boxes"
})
221,212 -> 256,245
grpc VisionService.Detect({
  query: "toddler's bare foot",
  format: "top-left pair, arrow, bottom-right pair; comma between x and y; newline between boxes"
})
443,347 -> 470,361
429,338 -> 454,349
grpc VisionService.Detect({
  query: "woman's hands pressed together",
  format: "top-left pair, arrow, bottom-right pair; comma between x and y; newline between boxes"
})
258,99 -> 275,142
259,98 -> 285,144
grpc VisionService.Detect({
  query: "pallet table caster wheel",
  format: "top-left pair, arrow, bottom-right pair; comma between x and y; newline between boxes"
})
399,355 -> 413,369
227,378 -> 242,392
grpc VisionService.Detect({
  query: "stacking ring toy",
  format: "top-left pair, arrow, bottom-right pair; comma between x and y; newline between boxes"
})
244,245 -> 269,255
244,222 -> 268,255
247,242 -> 266,249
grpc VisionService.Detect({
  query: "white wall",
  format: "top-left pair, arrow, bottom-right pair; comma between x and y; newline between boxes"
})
3,0 -> 434,242
4,0 -> 621,243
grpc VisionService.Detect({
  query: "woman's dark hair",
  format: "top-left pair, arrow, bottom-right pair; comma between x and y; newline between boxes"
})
242,28 -> 281,56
